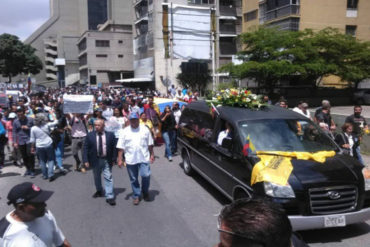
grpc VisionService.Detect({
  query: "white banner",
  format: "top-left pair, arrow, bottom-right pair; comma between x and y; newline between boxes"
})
63,95 -> 94,114
169,5 -> 211,60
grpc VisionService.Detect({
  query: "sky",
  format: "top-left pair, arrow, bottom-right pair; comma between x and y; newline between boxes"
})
0,0 -> 49,41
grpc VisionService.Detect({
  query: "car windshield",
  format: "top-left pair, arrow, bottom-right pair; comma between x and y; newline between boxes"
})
238,119 -> 337,153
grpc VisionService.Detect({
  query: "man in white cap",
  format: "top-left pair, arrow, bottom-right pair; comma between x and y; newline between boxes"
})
0,182 -> 71,247
117,112 -> 155,205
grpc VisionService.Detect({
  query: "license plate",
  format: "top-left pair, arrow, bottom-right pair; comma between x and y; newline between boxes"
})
324,215 -> 346,227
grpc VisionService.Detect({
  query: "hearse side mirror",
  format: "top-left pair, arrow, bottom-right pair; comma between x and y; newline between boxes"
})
222,137 -> 233,150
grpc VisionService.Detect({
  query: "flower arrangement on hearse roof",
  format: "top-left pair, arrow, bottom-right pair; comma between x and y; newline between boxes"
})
206,88 -> 267,109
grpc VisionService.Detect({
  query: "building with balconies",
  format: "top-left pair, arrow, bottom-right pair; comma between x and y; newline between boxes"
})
241,0 -> 370,87
131,0 -> 242,92
243,0 -> 370,41
77,24 -> 133,85
24,0 -> 133,86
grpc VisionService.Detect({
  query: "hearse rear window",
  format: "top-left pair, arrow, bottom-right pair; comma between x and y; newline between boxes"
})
180,108 -> 214,138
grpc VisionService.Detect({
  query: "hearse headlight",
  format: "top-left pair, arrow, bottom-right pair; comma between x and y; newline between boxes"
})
362,168 -> 370,191
264,182 -> 295,198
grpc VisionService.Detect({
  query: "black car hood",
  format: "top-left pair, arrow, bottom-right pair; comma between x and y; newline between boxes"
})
291,154 -> 361,186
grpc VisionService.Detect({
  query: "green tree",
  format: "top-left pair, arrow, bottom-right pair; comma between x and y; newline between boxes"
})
177,60 -> 211,94
311,28 -> 370,87
220,27 -> 370,90
0,33 -> 42,82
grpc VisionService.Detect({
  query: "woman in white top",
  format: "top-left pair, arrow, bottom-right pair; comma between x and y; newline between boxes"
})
30,113 -> 58,181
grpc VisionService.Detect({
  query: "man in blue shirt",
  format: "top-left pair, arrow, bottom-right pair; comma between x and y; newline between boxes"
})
12,108 -> 35,177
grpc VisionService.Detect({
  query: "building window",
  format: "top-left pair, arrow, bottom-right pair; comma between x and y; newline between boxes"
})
347,0 -> 358,9
78,38 -> 87,52
88,0 -> 108,30
187,0 -> 215,4
345,25 -> 357,36
95,40 -> 110,47
244,10 -> 258,22
118,54 -> 124,58
96,54 -> 108,58
118,40 -> 123,44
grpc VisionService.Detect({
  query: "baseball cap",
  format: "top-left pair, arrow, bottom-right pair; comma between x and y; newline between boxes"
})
8,112 -> 17,119
129,112 -> 139,120
7,182 -> 54,205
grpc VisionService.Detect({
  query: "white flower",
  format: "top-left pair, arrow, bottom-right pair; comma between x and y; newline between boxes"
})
246,98 -> 251,103
251,94 -> 257,100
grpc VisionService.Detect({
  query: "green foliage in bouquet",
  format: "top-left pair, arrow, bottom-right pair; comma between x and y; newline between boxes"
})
206,88 -> 267,109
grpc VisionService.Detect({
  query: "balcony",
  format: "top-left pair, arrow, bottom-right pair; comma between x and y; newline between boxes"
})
260,4 -> 300,23
135,32 -> 153,48
44,48 -> 58,56
45,57 -> 55,64
133,0 -> 145,6
219,5 -> 237,18
44,40 -> 57,48
136,6 -> 148,19
45,65 -> 57,72
219,38 -> 237,55
46,73 -> 57,80
219,22 -> 236,36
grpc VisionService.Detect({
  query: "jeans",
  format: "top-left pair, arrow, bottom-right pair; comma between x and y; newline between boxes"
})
356,146 -> 364,166
162,131 -> 172,158
36,144 -> 55,178
126,163 -> 151,199
72,137 -> 84,168
54,133 -> 65,170
93,158 -> 114,199
170,130 -> 177,153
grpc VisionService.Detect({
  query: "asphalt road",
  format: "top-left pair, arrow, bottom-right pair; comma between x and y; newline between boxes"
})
0,145 -> 369,247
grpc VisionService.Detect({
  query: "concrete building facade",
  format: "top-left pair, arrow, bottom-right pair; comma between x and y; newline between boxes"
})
77,24 -> 134,85
242,0 -> 370,41
25,0 -> 133,86
132,0 -> 242,93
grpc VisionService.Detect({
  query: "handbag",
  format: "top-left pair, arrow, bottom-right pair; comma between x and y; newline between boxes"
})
64,130 -> 72,146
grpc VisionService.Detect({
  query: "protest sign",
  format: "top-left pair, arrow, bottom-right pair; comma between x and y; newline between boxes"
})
63,95 -> 94,114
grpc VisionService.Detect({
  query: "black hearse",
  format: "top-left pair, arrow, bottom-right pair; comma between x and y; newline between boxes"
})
177,101 -> 370,230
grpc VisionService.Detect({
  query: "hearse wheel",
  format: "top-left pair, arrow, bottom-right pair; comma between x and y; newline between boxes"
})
182,150 -> 193,176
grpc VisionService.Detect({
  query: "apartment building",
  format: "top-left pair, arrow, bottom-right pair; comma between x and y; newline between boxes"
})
243,0 -> 370,41
77,23 -> 133,85
132,0 -> 242,92
24,0 -> 133,86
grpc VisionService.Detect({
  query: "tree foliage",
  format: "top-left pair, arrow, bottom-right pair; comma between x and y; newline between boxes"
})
220,27 -> 370,89
177,61 -> 211,94
0,33 -> 43,82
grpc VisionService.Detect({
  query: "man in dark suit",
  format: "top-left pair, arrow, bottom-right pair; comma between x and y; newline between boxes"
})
83,119 -> 117,206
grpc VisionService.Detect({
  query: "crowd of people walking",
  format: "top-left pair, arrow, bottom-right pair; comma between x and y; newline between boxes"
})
0,86 -> 189,206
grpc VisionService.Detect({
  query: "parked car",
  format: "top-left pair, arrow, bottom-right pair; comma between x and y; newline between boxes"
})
353,89 -> 370,105
177,101 -> 370,231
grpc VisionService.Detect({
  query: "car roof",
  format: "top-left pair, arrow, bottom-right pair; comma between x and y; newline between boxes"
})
186,100 -> 308,122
